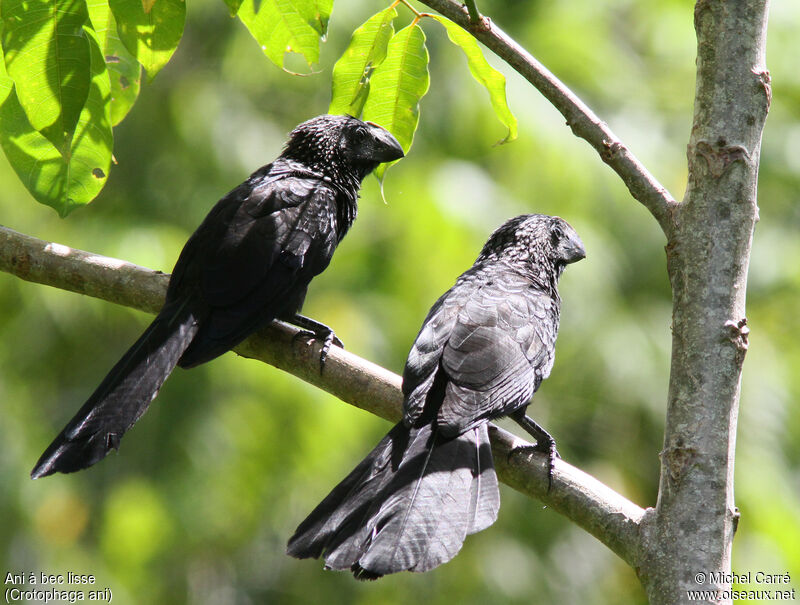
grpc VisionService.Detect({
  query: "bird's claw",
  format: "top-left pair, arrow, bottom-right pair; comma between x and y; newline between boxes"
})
508,438 -> 559,492
318,330 -> 337,370
292,328 -> 344,373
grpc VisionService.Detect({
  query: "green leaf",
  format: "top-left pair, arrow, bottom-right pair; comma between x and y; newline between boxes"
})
432,15 -> 517,144
222,0 -> 243,18
0,0 -> 91,150
87,0 -> 141,125
109,0 -> 185,79
0,39 -> 12,104
302,0 -> 332,36
0,26 -> 113,216
238,0 -> 322,70
362,22 -> 429,180
329,6 -> 396,118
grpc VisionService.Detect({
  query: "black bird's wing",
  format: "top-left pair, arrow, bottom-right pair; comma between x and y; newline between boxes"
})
436,273 -> 558,436
402,270 -> 558,436
401,287 -> 462,426
176,171 -> 340,367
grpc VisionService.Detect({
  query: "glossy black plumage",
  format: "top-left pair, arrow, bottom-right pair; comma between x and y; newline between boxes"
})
31,114 -> 403,479
287,214 -> 585,579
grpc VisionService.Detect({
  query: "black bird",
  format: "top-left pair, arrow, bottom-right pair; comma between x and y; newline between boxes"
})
31,114 -> 404,479
287,214 -> 585,579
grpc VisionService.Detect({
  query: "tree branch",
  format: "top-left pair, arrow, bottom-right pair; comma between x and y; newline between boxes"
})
0,223 -> 645,566
416,0 -> 678,236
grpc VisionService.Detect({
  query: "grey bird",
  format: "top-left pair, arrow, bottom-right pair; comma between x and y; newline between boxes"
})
287,213 -> 585,579
31,114 -> 404,479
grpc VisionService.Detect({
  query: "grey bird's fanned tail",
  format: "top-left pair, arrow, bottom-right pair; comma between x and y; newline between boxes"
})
286,421 -> 499,579
30,302 -> 198,479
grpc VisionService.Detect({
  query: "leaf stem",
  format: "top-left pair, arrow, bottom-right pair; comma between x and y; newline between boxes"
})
393,0 -> 434,23
396,0 -> 422,18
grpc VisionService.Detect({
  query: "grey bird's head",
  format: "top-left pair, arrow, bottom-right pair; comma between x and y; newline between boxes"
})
281,114 -> 404,185
478,214 -> 586,281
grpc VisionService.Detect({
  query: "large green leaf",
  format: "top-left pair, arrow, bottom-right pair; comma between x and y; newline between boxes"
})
329,6 -> 396,117
87,0 -> 141,125
0,26 -> 113,216
432,15 -> 517,144
0,0 -> 91,150
109,0 -> 185,79
362,23 -> 429,180
238,0 -> 323,70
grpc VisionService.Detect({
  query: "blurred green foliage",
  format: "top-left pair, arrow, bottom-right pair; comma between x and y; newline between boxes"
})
1,0 -> 799,603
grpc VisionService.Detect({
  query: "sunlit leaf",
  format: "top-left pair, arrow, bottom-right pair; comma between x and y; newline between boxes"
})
432,15 -> 517,144
362,23 -> 429,180
87,0 -> 141,125
109,0 -> 185,79
0,0 -> 91,150
302,0 -> 332,36
0,26 -> 113,216
329,6 -> 396,117
0,39 -> 12,105
238,0 -> 322,70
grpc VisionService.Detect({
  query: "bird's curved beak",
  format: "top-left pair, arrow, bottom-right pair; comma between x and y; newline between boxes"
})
364,122 -> 405,163
564,233 -> 586,264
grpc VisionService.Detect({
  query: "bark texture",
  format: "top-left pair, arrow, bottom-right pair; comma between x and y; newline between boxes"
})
637,1 -> 770,603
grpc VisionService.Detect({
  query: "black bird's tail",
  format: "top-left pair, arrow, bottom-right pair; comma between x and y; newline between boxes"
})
287,421 -> 500,579
31,302 -> 198,479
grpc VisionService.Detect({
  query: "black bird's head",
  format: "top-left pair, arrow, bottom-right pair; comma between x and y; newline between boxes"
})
478,214 -> 586,282
281,114 -> 404,185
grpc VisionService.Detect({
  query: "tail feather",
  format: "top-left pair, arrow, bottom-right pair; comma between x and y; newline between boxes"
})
286,423 -> 408,562
287,421 -> 500,579
467,423 -> 500,535
31,305 -> 197,478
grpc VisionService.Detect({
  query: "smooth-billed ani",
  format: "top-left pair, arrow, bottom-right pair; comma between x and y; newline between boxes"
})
287,213 -> 585,579
31,114 -> 404,479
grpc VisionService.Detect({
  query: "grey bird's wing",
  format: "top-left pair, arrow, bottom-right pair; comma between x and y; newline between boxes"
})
402,270 -> 558,436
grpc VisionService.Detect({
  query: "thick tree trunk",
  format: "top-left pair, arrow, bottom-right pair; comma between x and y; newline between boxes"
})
637,1 -> 770,603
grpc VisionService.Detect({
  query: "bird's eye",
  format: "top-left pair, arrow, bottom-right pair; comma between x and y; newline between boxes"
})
354,127 -> 368,142
552,225 -> 564,240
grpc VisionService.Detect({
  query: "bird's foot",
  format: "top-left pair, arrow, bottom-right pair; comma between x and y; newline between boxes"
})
508,438 -> 560,492
508,410 -> 559,492
289,314 -> 344,372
